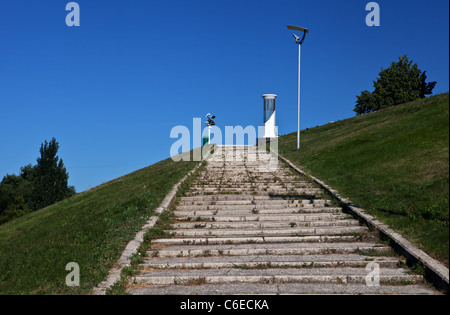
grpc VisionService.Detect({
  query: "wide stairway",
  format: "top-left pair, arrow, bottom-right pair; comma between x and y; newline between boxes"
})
127,146 -> 437,295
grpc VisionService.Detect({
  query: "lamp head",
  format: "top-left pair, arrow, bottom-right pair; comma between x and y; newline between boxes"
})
287,25 -> 309,33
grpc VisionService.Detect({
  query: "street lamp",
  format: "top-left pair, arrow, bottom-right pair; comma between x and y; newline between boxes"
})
205,113 -> 216,145
287,24 -> 309,150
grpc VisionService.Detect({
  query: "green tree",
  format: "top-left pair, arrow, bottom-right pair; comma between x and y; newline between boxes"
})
0,172 -> 33,222
30,138 -> 75,210
354,90 -> 375,115
419,71 -> 437,98
0,195 -> 31,224
354,55 -> 437,115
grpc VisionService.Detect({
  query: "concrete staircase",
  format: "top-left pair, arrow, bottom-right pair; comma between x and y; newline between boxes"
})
126,146 -> 437,295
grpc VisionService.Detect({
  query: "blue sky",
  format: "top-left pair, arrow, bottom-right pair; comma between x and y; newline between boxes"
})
0,0 -> 448,192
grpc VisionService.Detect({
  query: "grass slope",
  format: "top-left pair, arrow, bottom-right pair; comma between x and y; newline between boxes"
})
279,93 -> 449,265
0,156 -> 198,294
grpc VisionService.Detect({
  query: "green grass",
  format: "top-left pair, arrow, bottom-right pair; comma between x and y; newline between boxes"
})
278,93 -> 449,265
0,155 -> 198,294
106,164 -> 207,295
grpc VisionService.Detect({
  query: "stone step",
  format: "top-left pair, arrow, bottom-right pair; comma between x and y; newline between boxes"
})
173,207 -> 343,217
175,213 -> 352,222
179,195 -> 324,201
147,242 -> 391,258
192,181 -> 313,186
199,166 -> 291,169
172,219 -> 360,229
196,180 -> 305,185
189,186 -> 315,192
198,169 -> 301,173
175,203 -> 332,211
185,188 -> 322,194
177,200 -> 331,206
142,254 -> 401,269
198,174 -> 295,177
127,283 -> 437,295
171,226 -> 368,238
188,188 -> 316,193
201,165 -> 290,169
152,235 -> 363,246
133,268 -> 423,286
190,183 -> 315,188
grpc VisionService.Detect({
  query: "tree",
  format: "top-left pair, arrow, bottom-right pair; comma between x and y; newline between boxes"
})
354,55 -> 437,115
419,71 -> 437,98
0,195 -> 31,224
354,90 -> 375,115
0,174 -> 23,217
30,138 -> 75,210
0,172 -> 33,222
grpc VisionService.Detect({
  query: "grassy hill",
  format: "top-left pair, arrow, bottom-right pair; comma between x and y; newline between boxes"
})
0,156 -> 198,294
278,93 -> 449,265
1,95 -> 448,295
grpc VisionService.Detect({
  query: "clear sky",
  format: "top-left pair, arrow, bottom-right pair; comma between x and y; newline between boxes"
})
0,0 -> 449,192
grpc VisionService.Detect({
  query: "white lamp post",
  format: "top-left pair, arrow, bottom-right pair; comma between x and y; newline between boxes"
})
287,25 -> 309,150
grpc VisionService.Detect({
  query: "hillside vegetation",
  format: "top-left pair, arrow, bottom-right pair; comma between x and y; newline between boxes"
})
0,156 -> 198,294
278,93 -> 449,265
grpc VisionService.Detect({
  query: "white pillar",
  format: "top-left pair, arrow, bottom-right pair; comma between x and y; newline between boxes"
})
262,94 -> 277,139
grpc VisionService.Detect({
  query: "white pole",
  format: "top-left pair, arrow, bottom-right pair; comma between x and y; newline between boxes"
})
297,43 -> 301,150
